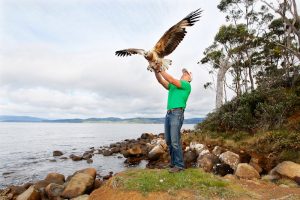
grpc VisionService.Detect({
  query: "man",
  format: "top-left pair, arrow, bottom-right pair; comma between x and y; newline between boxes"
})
154,68 -> 192,173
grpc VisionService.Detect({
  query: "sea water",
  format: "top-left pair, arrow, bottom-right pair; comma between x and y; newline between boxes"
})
0,122 -> 194,188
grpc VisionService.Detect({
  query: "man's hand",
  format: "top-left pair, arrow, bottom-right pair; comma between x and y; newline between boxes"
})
154,71 -> 169,90
155,67 -> 162,73
153,61 -> 163,73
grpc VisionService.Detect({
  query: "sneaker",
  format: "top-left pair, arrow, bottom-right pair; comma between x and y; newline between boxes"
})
168,167 -> 184,173
168,164 -> 175,168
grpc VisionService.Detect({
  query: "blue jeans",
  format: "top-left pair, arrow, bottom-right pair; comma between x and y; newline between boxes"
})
164,108 -> 185,169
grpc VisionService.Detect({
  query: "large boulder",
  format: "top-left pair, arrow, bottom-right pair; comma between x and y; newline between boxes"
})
184,150 -> 197,166
76,168 -> 97,179
61,173 -> 94,199
7,185 -> 26,198
16,186 -> 40,200
120,150 -> 130,158
148,145 -> 165,161
45,183 -> 64,199
34,180 -> 51,190
212,146 -> 224,157
53,151 -> 63,157
102,150 -> 113,156
127,145 -> 143,157
189,142 -> 208,155
219,151 -> 240,170
213,163 -> 234,176
197,152 -> 220,172
44,173 -> 65,185
157,133 -> 165,139
70,154 -> 83,161
148,138 -> 168,150
110,147 -> 120,154
124,157 -> 143,166
270,161 -> 300,181
140,133 -> 154,140
82,152 -> 93,160
235,163 -> 260,179
109,143 -> 118,148
249,157 -> 263,173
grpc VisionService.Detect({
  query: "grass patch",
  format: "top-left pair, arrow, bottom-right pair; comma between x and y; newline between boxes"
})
114,168 -> 248,198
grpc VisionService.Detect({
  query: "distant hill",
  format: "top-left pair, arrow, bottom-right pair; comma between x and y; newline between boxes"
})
0,115 -> 46,122
0,115 -> 203,124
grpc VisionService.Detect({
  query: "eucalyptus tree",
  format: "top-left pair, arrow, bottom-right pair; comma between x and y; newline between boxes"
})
262,0 -> 300,60
201,24 -> 251,108
256,16 -> 300,88
200,42 -> 231,109
200,0 -> 274,108
262,0 -> 300,87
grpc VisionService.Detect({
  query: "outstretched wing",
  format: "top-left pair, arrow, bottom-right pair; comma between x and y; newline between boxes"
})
115,48 -> 146,57
153,9 -> 202,58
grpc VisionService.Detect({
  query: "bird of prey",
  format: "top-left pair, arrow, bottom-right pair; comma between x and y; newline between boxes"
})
115,9 -> 202,72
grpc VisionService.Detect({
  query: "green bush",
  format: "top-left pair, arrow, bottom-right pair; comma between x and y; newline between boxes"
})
197,87 -> 299,133
252,130 -> 300,156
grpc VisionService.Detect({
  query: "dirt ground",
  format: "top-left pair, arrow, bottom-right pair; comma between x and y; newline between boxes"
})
89,177 -> 300,200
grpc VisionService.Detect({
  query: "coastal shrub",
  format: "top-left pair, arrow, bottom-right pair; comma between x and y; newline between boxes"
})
278,150 -> 300,163
221,105 -> 255,132
251,130 -> 300,159
197,87 -> 299,133
195,112 -> 220,132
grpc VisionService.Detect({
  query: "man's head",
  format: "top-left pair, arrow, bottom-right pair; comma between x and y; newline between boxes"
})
181,68 -> 192,82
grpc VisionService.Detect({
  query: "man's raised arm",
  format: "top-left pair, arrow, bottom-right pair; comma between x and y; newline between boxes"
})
154,72 -> 169,90
160,71 -> 181,88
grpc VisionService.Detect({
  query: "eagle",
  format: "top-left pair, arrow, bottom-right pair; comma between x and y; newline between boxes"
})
115,9 -> 202,72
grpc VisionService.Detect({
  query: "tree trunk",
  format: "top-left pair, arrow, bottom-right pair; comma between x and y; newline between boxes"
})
235,67 -> 242,97
216,57 -> 231,109
249,66 -> 254,91
243,68 -> 249,93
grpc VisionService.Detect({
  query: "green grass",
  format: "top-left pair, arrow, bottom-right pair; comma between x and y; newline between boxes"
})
113,168 -> 248,198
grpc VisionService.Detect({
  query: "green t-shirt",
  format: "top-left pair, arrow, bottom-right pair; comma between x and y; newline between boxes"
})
167,80 -> 191,110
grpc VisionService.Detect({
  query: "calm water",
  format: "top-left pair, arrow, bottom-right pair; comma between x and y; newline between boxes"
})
0,122 -> 194,188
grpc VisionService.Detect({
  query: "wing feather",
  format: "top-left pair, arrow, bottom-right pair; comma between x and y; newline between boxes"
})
115,48 -> 145,57
153,9 -> 202,58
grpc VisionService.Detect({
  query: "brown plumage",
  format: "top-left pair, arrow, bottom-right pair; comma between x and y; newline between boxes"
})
115,9 -> 202,72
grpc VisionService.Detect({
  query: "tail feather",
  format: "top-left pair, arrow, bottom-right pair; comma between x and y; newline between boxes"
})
147,59 -> 172,72
161,59 -> 172,71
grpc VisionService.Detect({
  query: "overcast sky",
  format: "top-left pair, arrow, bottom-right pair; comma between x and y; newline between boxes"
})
0,0 -> 228,119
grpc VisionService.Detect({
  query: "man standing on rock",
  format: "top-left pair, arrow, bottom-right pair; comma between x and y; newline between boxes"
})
154,68 -> 192,172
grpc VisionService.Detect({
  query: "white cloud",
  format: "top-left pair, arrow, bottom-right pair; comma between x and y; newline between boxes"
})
0,0 -> 227,119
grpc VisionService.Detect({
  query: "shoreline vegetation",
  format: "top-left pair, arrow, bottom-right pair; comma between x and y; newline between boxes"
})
1,130 -> 299,200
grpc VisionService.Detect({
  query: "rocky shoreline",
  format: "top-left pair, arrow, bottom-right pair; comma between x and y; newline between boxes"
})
1,130 -> 299,200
